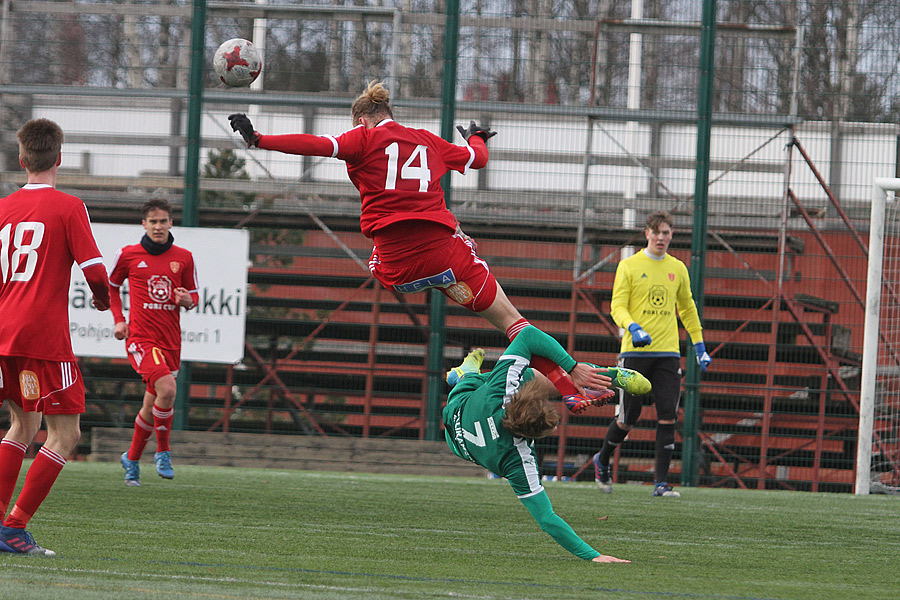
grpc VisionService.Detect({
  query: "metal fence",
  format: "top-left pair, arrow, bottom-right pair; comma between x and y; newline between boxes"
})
2,0 -> 900,492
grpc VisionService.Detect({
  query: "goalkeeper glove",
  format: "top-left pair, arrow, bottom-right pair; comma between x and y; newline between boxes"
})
564,388 -> 616,415
456,120 -> 497,143
628,322 -> 652,347
694,342 -> 711,371
228,113 -> 261,148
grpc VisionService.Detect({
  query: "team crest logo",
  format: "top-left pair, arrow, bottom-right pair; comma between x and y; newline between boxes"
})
19,370 -> 40,401
668,272 -> 675,281
170,261 -> 181,274
445,282 -> 474,305
648,284 -> 667,308
148,275 -> 173,302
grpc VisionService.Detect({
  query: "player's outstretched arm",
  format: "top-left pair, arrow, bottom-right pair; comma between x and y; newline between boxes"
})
519,490 -> 620,561
228,113 -> 261,147
568,363 -> 612,391
456,120 -> 497,142
592,554 -> 631,563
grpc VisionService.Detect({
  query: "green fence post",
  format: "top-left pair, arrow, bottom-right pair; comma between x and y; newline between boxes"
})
683,0 -> 717,486
173,0 -> 206,431
425,0 -> 460,441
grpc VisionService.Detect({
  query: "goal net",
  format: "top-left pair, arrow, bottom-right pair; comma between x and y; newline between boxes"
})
859,178 -> 900,494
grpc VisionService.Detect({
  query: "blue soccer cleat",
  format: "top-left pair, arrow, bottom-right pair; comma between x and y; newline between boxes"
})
592,452 -> 613,494
0,526 -> 56,556
446,348 -> 485,387
653,482 -> 681,497
121,451 -> 141,487
154,451 -> 174,479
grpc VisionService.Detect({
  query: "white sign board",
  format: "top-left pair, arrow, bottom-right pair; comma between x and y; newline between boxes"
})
69,224 -> 249,364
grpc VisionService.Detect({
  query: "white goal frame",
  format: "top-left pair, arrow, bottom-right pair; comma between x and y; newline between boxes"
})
858,177 -> 900,494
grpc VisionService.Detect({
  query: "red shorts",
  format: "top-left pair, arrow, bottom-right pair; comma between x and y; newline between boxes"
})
0,356 -> 85,415
368,223 -> 498,313
126,339 -> 180,394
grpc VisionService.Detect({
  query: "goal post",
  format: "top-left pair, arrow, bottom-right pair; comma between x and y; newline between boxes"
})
858,177 -> 900,494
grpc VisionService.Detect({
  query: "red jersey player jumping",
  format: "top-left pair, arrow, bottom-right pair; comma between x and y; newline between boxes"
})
227,81 -> 645,412
109,198 -> 198,486
0,118 -> 110,556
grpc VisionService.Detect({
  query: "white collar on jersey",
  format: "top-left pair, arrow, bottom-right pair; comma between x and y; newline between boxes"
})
642,248 -> 667,261
23,183 -> 52,189
375,118 -> 394,127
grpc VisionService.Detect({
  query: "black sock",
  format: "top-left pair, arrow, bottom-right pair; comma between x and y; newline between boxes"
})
655,422 -> 677,483
598,421 -> 629,466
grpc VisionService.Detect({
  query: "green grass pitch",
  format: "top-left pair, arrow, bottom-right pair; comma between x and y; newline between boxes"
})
1,460 -> 898,599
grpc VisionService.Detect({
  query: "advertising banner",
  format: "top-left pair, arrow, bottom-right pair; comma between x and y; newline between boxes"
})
69,223 -> 249,364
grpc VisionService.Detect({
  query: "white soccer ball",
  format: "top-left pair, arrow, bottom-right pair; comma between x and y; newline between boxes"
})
213,38 -> 262,87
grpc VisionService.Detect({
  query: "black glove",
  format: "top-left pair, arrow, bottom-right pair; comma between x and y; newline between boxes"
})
456,120 -> 497,143
228,113 -> 261,147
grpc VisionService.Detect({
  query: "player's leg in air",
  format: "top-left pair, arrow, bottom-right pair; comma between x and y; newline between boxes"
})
446,348 -> 485,386
475,285 -> 634,411
375,231 -> 619,405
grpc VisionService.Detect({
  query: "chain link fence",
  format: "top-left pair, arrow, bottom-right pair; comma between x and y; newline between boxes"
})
1,0 -> 899,491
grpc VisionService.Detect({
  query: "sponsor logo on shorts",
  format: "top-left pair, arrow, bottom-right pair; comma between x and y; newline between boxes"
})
19,370 -> 40,400
446,282 -> 474,305
393,268 -> 456,293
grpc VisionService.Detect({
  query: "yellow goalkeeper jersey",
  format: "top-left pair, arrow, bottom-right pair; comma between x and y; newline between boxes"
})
610,249 -> 704,357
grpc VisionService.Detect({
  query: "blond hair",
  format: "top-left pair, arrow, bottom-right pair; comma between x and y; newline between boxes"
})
17,118 -> 63,173
351,80 -> 393,125
501,378 -> 560,439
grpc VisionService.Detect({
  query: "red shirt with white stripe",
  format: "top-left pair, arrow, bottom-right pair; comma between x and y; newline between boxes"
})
258,119 -> 488,237
0,184 -> 106,361
108,243 -> 198,352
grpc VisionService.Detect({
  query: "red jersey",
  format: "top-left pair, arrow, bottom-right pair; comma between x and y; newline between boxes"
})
259,119 -> 487,237
108,242 -> 198,351
0,184 -> 105,361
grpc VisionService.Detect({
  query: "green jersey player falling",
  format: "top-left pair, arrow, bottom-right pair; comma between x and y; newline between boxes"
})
443,326 -> 631,563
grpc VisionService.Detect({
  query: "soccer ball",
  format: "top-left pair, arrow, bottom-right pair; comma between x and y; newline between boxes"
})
213,38 -> 262,87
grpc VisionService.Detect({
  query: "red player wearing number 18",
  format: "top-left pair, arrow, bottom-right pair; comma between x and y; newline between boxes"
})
228,80 -> 613,406
108,198 -> 198,486
0,118 -> 110,556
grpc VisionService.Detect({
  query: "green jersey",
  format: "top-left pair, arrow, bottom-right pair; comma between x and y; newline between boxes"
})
442,326 -> 601,560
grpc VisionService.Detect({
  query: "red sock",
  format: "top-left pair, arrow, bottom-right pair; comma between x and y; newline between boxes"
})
152,404 -> 174,453
536,360 -> 578,396
0,439 -> 28,522
4,446 -> 65,529
505,318 -> 530,341
128,414 -> 153,461
504,318 -> 578,396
